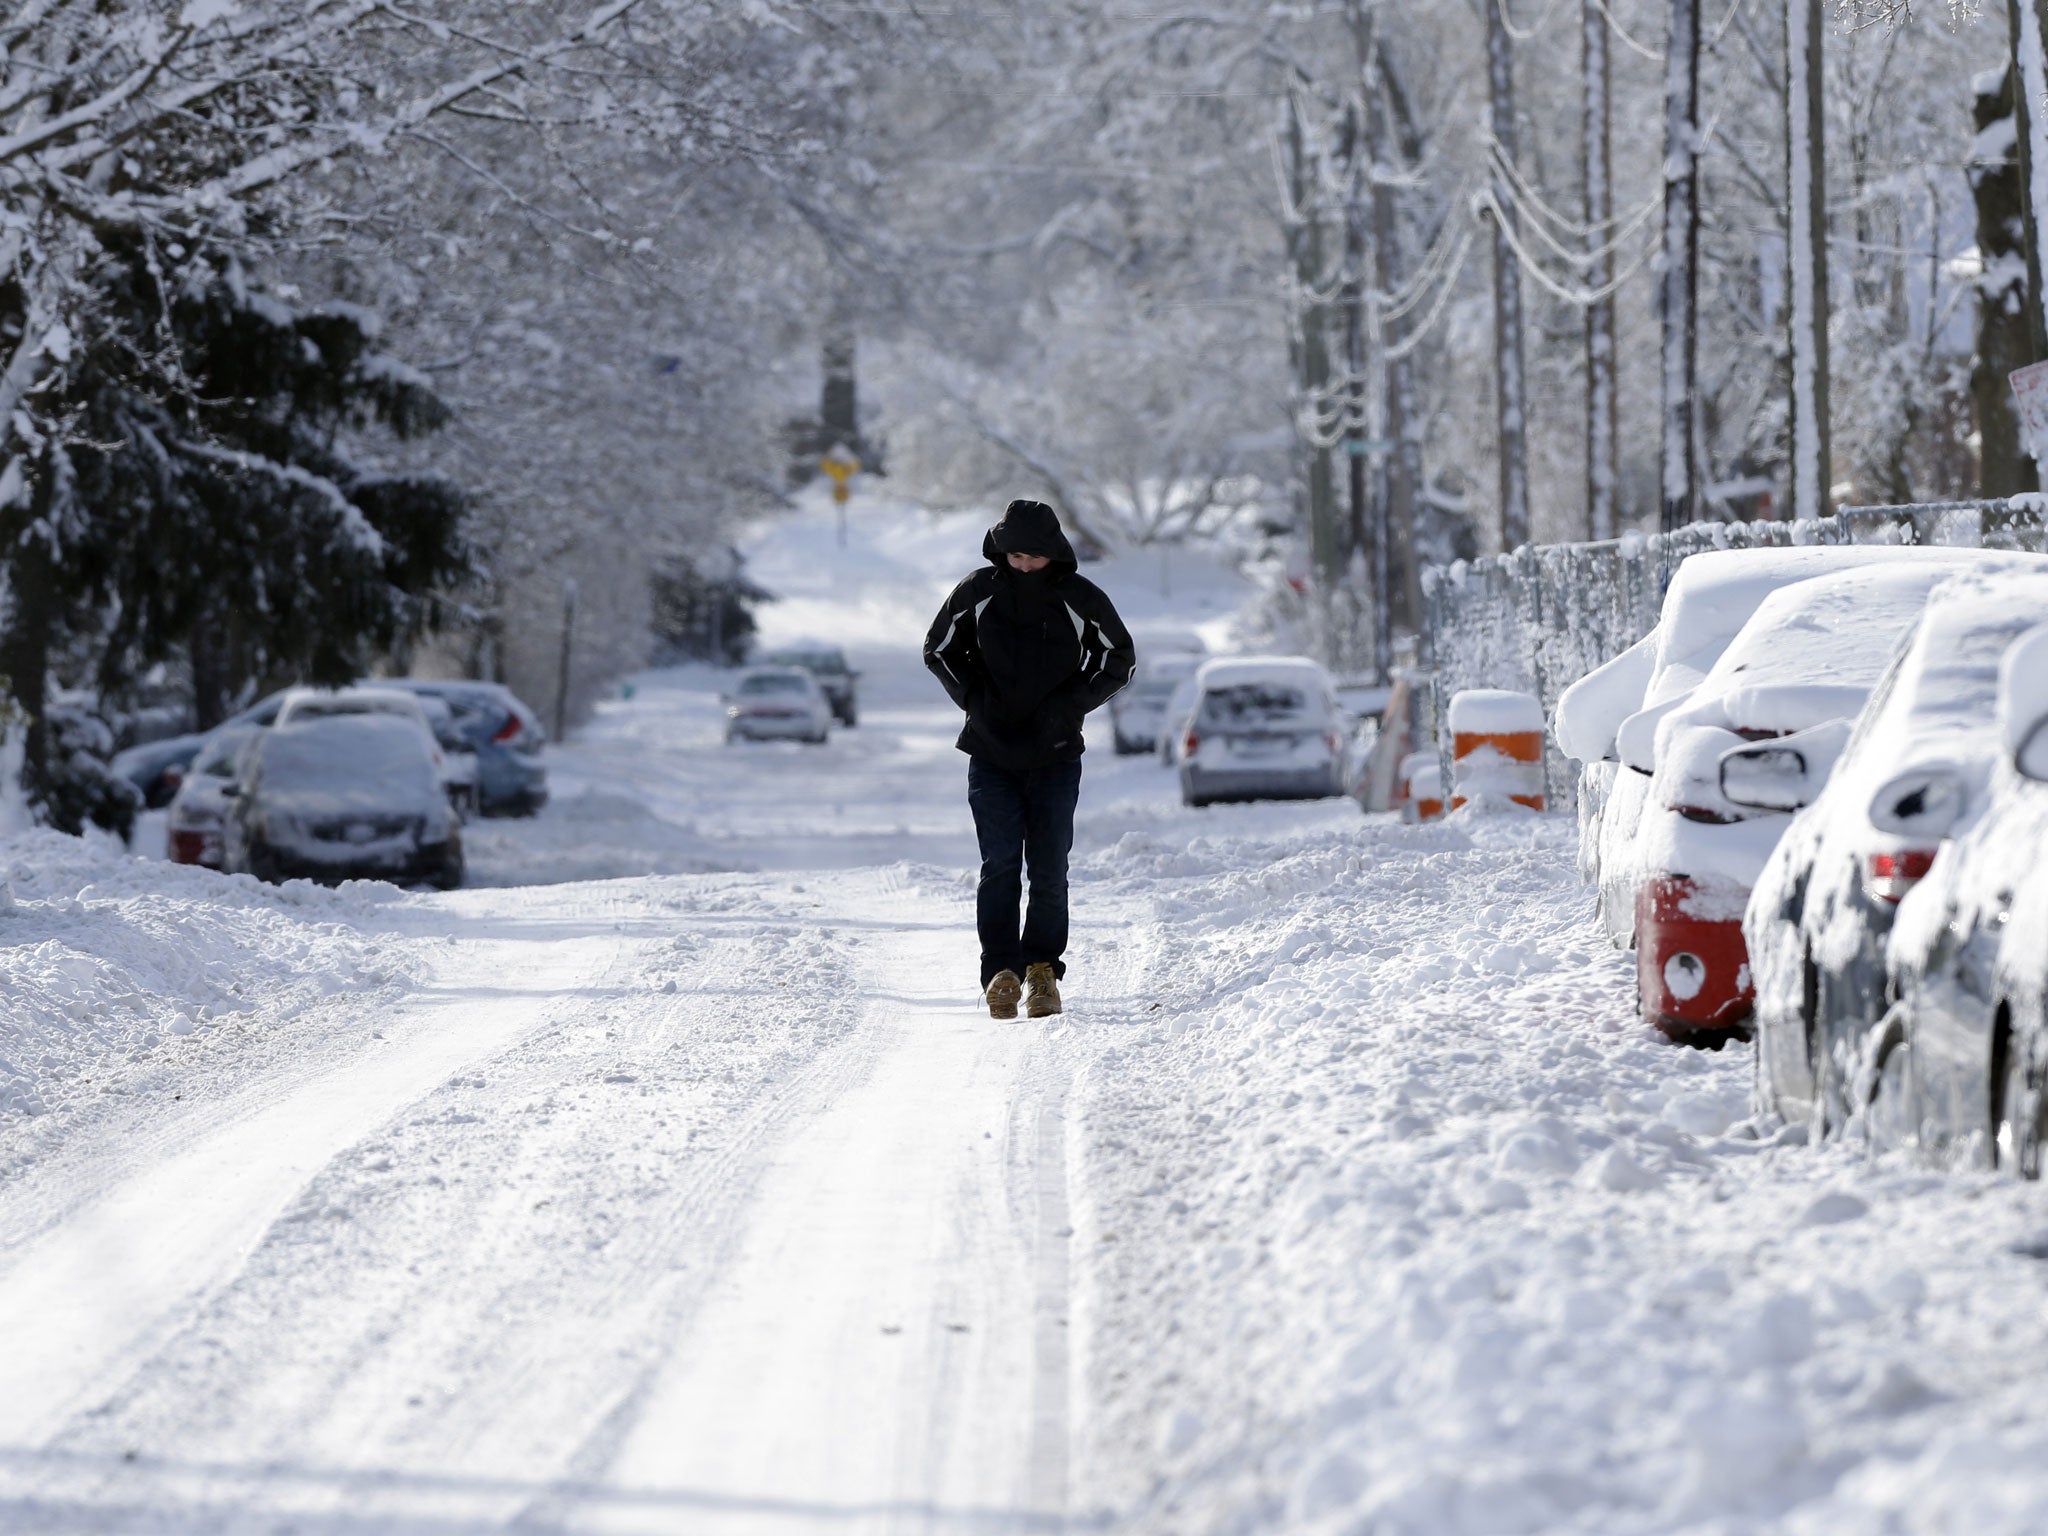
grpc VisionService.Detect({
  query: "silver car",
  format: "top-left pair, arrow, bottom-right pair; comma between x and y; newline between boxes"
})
724,667 -> 832,744
1179,657 -> 1344,807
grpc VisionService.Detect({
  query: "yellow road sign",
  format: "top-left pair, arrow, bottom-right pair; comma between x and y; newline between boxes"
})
820,447 -> 860,504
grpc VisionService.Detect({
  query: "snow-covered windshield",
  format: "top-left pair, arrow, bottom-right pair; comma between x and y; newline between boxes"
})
1199,683 -> 1317,727
740,673 -> 809,696
192,726 -> 257,779
255,718 -> 440,810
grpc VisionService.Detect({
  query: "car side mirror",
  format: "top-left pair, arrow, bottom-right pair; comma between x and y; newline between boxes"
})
1719,745 -> 1811,812
1867,765 -> 1966,839
1719,717 -> 1852,812
1615,708 -> 1661,776
2017,716 -> 2048,783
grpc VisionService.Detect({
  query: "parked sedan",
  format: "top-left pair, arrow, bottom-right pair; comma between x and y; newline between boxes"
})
1113,651 -> 1203,754
1179,657 -> 1343,807
392,679 -> 548,817
725,667 -> 832,744
223,715 -> 464,888
165,724 -> 260,867
1880,622 -> 2048,1173
756,640 -> 860,726
1745,570 -> 2048,1131
1630,562 -> 1987,1042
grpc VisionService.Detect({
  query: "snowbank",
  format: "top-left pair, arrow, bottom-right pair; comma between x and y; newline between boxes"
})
1070,808 -> 2048,1535
0,831 -> 422,1130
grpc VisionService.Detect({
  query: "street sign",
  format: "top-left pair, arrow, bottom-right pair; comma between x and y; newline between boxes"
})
819,445 -> 861,504
2012,362 -> 2048,464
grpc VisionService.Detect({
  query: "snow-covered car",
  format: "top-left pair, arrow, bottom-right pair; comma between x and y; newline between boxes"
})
391,679 -> 549,817
724,666 -> 832,744
274,685 -> 472,811
1878,622 -> 2048,1173
1745,571 -> 2048,1130
222,715 -> 464,888
1178,656 -> 1344,807
164,724 -> 261,867
1631,562 -> 1990,1042
756,640 -> 860,727
1559,545 -> 2039,952
1112,651 -> 1203,754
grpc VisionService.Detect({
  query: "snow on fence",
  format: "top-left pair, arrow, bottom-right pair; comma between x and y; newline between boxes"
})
1418,498 -> 2048,810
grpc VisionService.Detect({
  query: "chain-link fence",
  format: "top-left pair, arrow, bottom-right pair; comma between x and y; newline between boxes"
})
1417,498 -> 2048,809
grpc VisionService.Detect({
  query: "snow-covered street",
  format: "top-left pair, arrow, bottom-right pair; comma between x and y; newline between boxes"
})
8,500 -> 2048,1535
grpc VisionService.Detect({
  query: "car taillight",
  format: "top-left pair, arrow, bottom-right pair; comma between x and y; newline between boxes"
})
1183,729 -> 1199,757
1866,848 -> 1937,904
492,715 -> 523,744
1674,805 -> 1741,825
1324,731 -> 1340,755
162,767 -> 183,793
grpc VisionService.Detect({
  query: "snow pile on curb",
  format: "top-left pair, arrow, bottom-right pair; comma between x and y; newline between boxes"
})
0,831 -> 423,1126
1073,806 -> 2048,1535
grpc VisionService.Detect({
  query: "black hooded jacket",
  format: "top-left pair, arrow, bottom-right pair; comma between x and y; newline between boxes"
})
923,499 -> 1135,772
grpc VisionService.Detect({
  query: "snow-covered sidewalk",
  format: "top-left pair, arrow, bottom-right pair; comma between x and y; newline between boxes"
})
1070,808 -> 2048,1535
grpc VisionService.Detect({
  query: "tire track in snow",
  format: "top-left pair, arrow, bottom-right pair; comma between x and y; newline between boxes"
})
0,889 -> 636,1452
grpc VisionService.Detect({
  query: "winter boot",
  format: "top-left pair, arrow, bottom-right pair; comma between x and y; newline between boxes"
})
1024,963 -> 1063,1018
985,969 -> 1023,1021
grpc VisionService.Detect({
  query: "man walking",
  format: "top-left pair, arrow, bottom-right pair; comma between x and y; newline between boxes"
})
923,499 -> 1135,1019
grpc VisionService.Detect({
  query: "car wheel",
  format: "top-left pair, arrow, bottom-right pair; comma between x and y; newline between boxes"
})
247,845 -> 283,885
433,850 -> 465,892
1993,1010 -> 2043,1178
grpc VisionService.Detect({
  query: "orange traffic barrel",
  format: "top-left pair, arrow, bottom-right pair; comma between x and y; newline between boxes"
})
1448,689 -> 1545,811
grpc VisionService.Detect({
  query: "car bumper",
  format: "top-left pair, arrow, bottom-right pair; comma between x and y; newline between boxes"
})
253,840 -> 461,886
730,715 -> 824,739
1637,875 -> 1755,1034
476,750 -> 547,814
1182,763 -> 1342,802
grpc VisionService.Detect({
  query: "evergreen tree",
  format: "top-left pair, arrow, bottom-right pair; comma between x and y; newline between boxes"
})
1,238 -> 470,834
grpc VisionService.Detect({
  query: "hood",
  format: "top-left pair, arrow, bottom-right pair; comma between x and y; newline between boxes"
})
983,498 -> 1078,575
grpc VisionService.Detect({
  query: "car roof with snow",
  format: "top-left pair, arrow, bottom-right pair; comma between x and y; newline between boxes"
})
1645,545 -> 2008,707
1194,655 -> 1331,690
1555,545 -> 2002,763
1819,570 -> 2048,810
1664,559 -> 2043,738
277,684 -> 430,722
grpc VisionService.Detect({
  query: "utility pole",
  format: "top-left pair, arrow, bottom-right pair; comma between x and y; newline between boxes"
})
1486,0 -> 1530,551
1582,0 -> 1617,540
1343,95 -> 1370,598
1359,8 -> 1394,682
553,576 -> 577,742
1785,0 -> 1832,520
1285,93 -> 1343,589
1660,0 -> 1702,532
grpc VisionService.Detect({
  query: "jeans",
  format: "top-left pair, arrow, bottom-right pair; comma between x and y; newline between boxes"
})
967,756 -> 1082,988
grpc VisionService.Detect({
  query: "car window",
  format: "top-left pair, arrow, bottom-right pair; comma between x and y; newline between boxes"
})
741,674 -> 807,695
193,728 -> 253,777
1200,682 -> 1316,726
